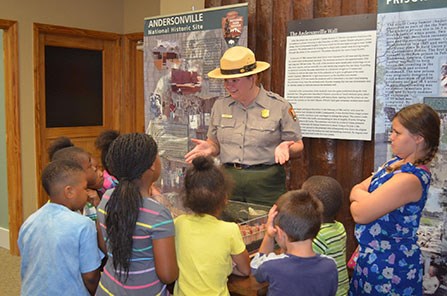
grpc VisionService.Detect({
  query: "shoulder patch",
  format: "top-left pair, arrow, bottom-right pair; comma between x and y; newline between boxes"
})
288,104 -> 297,121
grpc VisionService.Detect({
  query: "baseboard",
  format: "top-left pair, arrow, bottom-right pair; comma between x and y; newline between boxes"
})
0,227 -> 10,250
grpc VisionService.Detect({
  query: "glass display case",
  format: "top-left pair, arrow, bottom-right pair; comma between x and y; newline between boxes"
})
221,201 -> 269,250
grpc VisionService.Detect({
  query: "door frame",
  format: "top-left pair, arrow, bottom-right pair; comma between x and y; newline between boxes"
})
123,32 -> 145,133
0,19 -> 22,255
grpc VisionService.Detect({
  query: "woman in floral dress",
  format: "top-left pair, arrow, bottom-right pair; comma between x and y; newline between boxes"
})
349,103 -> 440,295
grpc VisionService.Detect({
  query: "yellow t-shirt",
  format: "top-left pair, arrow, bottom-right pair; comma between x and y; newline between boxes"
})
174,214 -> 246,296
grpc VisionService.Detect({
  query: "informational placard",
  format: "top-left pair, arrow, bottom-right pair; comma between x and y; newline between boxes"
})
374,1 -> 447,295
143,4 -> 248,192
285,14 -> 377,141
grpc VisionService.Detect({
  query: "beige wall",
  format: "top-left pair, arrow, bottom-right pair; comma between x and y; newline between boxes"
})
0,0 -> 203,221
160,0 -> 204,15
124,0 -> 160,33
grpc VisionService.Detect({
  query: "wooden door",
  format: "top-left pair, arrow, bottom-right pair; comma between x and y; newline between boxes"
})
34,23 -> 122,208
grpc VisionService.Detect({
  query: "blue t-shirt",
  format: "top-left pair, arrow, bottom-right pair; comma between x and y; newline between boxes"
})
251,252 -> 338,296
18,203 -> 103,296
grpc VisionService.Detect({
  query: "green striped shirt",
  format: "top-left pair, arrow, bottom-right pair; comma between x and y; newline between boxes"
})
313,221 -> 349,296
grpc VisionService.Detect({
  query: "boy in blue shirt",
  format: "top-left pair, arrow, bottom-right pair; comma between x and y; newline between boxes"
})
251,190 -> 338,296
18,160 -> 103,295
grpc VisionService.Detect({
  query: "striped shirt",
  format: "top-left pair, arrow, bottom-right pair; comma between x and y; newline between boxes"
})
96,190 -> 175,296
313,221 -> 349,296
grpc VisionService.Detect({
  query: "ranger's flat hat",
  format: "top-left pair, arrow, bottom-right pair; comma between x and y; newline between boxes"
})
207,46 -> 270,79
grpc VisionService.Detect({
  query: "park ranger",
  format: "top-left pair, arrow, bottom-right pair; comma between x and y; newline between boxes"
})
185,46 -> 303,206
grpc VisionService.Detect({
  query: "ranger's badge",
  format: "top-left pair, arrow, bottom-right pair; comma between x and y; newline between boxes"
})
261,109 -> 270,118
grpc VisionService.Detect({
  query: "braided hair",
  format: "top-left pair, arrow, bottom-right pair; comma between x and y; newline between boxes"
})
95,129 -> 120,172
389,103 -> 440,171
104,133 -> 158,281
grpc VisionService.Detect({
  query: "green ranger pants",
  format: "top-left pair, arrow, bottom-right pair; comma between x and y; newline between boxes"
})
223,164 -> 286,206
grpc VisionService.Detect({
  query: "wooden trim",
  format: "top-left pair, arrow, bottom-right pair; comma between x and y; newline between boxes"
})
44,35 -> 107,49
34,23 -> 121,41
33,24 -> 46,210
0,19 -> 23,256
123,32 -> 144,133
45,126 -> 107,138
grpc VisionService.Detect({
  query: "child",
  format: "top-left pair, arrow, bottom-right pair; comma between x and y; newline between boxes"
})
302,175 -> 349,296
94,129 -> 120,194
82,156 -> 104,220
18,160 -> 103,295
174,156 -> 250,296
48,137 -> 103,190
251,190 -> 338,296
95,130 -> 162,197
349,104 -> 440,295
48,137 -> 104,220
90,156 -> 105,195
96,133 -> 178,295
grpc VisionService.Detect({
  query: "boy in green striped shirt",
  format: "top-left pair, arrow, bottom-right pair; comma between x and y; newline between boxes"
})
302,176 -> 349,296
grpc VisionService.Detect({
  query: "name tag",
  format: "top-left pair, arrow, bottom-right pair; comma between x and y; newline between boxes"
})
222,114 -> 233,119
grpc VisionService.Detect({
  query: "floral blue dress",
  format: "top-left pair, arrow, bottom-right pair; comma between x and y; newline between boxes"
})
349,157 -> 431,296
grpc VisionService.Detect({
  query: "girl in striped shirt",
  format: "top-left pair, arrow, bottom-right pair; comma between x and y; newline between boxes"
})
96,133 -> 178,295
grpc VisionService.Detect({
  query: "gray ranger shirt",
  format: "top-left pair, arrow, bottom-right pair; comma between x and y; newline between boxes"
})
207,85 -> 302,165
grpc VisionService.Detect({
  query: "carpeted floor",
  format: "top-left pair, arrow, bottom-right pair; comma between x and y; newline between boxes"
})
0,247 -> 21,295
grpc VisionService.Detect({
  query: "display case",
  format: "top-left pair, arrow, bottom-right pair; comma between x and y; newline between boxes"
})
221,201 -> 269,252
